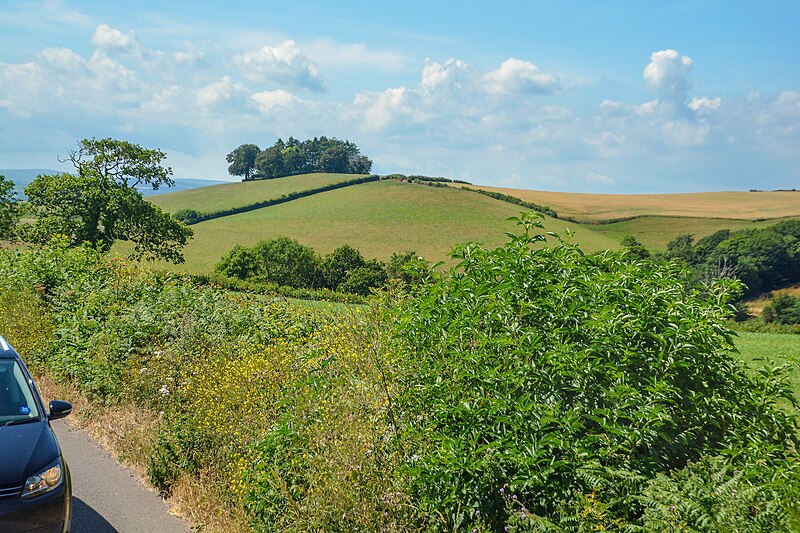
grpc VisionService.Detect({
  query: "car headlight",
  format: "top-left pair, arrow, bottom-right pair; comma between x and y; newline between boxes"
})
21,460 -> 63,499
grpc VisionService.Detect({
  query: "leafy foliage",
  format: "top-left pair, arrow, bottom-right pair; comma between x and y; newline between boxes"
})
23,139 -> 192,263
216,238 -> 424,295
229,136 -> 372,180
763,294 -> 800,325
392,213 -> 798,529
3,218 -> 798,532
0,174 -> 19,240
664,222 -> 800,297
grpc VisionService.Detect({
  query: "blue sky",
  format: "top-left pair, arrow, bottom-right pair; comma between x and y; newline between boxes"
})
1,0 -> 798,192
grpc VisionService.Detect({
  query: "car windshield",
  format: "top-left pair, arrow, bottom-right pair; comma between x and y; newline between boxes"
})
0,359 -> 40,424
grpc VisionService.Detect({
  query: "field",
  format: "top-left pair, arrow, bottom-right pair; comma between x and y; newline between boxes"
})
734,331 -> 800,397
149,172 -> 362,214
589,215 -> 794,252
462,186 -> 800,222
157,180 -> 620,273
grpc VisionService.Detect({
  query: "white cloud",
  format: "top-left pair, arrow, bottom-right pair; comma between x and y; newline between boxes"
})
643,49 -> 693,102
483,58 -> 561,95
233,40 -> 325,91
251,89 -> 301,112
91,24 -> 140,52
688,96 -> 722,114
196,76 -> 247,108
421,58 -> 471,92
304,39 -> 405,71
354,87 -> 421,132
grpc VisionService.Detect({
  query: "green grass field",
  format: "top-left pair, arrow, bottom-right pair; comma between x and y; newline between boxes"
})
590,216 -> 795,252
150,173 -> 363,214
734,332 -> 800,398
157,180 -> 620,273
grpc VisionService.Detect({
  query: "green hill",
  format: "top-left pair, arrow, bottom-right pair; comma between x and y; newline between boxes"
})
149,172 -> 363,214
151,179 -> 620,274
590,215 -> 799,252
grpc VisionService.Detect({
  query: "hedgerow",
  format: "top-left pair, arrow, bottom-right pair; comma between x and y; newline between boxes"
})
0,214 -> 797,531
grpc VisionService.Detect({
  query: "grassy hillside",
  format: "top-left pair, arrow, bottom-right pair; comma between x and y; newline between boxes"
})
161,180 -> 620,273
462,186 -> 800,222
149,172 -> 364,214
589,215 -> 797,252
734,332 -> 800,397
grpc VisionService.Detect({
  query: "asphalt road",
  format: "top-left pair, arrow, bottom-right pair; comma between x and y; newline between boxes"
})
51,419 -> 191,533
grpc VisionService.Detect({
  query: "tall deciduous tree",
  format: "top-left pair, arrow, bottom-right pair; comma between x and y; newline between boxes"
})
0,175 -> 19,240
226,144 -> 261,180
25,138 -> 193,263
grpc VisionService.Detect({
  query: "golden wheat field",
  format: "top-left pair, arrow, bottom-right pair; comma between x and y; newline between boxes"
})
461,186 -> 800,222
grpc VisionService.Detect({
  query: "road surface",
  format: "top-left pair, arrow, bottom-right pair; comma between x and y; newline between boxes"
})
51,419 -> 191,533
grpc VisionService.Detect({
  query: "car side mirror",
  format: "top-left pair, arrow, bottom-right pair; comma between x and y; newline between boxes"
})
48,400 -> 72,420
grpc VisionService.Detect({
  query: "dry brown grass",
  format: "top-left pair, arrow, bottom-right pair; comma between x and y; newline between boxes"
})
745,285 -> 800,317
461,186 -> 800,222
33,373 -> 247,532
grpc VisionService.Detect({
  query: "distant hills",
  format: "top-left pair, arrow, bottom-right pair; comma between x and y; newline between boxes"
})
0,169 -> 225,197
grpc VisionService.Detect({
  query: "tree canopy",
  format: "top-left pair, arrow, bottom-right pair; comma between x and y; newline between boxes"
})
664,220 -> 800,297
0,175 -> 19,240
227,136 -> 372,180
25,138 -> 192,263
225,143 -> 260,180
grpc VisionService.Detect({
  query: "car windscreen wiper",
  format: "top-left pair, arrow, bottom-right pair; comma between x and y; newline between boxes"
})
3,418 -> 39,427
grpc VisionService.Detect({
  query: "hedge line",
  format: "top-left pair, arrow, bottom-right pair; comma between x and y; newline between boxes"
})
460,186 -> 558,218
175,174 -> 380,225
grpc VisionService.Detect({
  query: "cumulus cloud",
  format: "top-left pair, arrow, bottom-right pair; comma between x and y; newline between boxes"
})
251,89 -> 301,112
195,76 -> 248,108
89,23 -> 163,64
643,49 -> 693,102
688,96 -> 722,114
483,58 -> 561,95
421,58 -> 471,92
233,40 -> 325,91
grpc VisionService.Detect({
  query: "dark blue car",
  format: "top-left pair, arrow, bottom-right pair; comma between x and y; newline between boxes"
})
0,335 -> 72,533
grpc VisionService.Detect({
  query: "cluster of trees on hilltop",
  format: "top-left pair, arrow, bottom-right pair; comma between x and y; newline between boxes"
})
226,137 -> 372,181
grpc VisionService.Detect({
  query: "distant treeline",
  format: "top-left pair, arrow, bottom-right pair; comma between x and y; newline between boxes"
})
227,137 -> 372,181
383,174 -> 472,185
174,175 -> 379,225
662,219 -> 800,299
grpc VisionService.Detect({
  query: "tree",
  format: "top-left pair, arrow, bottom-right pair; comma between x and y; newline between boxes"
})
321,244 -> 366,289
255,147 -> 285,179
621,235 -> 650,260
25,139 -> 193,263
226,144 -> 261,181
319,145 -> 350,173
0,175 -> 19,240
251,237 -> 320,288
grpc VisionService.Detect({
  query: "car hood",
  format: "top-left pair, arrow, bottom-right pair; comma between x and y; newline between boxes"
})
0,421 -> 59,488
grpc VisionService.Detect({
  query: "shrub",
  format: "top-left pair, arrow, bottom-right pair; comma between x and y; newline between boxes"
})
392,213 -> 798,530
763,294 -> 800,325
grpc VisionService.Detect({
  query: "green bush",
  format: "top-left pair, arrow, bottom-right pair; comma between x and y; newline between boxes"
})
763,294 -> 800,325
392,213 -> 798,530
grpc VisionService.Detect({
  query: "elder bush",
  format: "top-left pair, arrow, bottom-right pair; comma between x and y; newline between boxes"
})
393,214 -> 798,530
